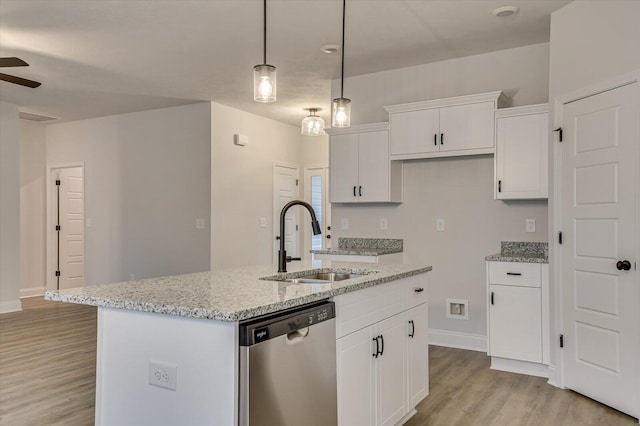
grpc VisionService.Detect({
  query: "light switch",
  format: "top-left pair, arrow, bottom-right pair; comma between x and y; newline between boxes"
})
86,218 -> 92,228
436,218 -> 445,232
195,218 -> 205,229
341,218 -> 349,230
526,219 -> 536,233
259,218 -> 267,228
380,218 -> 388,230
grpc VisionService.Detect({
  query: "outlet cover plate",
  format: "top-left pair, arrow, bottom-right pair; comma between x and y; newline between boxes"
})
149,360 -> 177,391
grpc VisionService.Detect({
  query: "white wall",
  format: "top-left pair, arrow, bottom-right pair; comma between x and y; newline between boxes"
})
0,101 -> 22,312
20,120 -> 47,297
46,103 -> 211,285
330,43 -> 551,339
210,102 -> 308,269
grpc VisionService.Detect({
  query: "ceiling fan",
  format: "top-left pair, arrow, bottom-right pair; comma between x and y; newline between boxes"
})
0,57 -> 41,88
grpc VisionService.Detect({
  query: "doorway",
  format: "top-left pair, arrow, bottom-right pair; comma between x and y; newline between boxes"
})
47,164 -> 85,291
304,164 -> 331,257
556,74 -> 639,419
272,163 -> 300,267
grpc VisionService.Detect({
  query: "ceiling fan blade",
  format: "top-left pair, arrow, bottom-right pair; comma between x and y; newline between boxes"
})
0,57 -> 29,67
0,73 -> 41,88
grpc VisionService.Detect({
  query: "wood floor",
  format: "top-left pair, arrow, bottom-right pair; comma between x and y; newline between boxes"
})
0,297 -> 636,426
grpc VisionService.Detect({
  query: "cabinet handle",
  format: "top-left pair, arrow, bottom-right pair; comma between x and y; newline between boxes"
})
440,133 -> 444,145
379,334 -> 384,356
506,272 -> 522,276
409,320 -> 415,338
372,337 -> 380,358
414,287 -> 424,293
491,291 -> 494,305
359,186 -> 362,197
434,134 -> 437,146
353,186 -> 356,197
498,180 -> 502,193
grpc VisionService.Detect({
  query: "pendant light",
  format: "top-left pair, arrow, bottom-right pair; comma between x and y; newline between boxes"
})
254,0 -> 276,102
332,0 -> 350,127
301,108 -> 326,136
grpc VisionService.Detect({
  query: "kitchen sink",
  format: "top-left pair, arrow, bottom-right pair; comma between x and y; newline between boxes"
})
261,269 -> 373,284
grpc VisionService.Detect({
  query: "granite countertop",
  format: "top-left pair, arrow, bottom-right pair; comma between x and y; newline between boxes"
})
311,237 -> 403,256
45,261 -> 430,322
485,241 -> 548,264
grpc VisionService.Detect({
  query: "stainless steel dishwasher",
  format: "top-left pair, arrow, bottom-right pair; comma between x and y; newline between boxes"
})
239,300 -> 337,426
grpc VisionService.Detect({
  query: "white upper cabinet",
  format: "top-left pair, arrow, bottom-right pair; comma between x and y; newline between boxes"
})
495,104 -> 549,200
328,123 -> 403,204
385,91 -> 509,160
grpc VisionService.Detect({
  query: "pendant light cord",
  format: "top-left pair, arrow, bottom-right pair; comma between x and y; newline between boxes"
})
340,0 -> 346,98
263,0 -> 267,64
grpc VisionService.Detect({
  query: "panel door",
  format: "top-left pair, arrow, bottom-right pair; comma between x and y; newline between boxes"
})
488,284 -> 542,362
337,326 -> 376,426
496,112 -> 549,199
358,130 -> 390,202
439,101 -> 495,152
560,82 -> 639,418
57,167 -> 85,289
330,134 -> 359,202
406,303 -> 429,409
377,314 -> 407,426
389,108 -> 439,156
273,164 -> 299,265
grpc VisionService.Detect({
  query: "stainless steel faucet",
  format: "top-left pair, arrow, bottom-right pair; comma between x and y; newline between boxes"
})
278,200 -> 321,272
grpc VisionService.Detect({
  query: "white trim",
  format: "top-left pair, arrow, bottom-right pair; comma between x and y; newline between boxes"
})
384,91 -> 507,113
325,122 -> 388,136
46,162 -> 85,292
427,328 -> 487,352
272,162 -> 300,266
20,286 -> 46,298
490,356 -> 549,378
556,69 -> 640,106
546,364 -> 563,388
0,300 -> 22,314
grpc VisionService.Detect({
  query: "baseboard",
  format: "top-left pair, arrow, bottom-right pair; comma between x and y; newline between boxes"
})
20,286 -> 46,298
490,356 -> 549,378
0,300 -> 22,314
428,328 -> 487,352
546,364 -> 563,388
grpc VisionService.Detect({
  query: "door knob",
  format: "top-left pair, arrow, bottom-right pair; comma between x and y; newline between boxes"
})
616,260 -> 631,271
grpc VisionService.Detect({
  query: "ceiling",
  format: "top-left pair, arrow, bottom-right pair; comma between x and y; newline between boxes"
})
0,0 -> 571,127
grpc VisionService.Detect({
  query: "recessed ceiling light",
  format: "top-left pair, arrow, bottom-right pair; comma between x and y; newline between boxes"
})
320,44 -> 340,54
492,6 -> 519,17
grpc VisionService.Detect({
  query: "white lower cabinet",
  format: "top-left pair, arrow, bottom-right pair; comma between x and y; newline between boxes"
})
335,275 -> 429,425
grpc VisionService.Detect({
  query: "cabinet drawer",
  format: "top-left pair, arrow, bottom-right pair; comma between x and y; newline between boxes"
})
334,280 -> 404,339
488,262 -> 541,287
404,275 -> 428,309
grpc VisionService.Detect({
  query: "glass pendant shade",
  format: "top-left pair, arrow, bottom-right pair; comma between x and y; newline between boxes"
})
332,97 -> 351,128
301,109 -> 325,136
254,64 -> 276,102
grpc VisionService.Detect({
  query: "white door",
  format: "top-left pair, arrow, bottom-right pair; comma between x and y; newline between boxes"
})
53,166 -> 85,289
304,165 -> 331,253
560,82 -> 639,418
273,164 -> 300,266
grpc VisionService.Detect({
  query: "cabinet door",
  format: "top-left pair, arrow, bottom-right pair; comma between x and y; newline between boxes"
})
330,133 -> 359,203
389,109 -> 439,156
337,326 -> 376,426
439,101 -> 495,152
377,314 -> 407,426
406,303 -> 428,409
489,284 -> 542,362
358,130 -> 390,202
496,112 -> 548,199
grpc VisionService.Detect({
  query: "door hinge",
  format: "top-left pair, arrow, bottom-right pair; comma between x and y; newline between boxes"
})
553,127 -> 563,142
295,224 -> 298,231
296,179 -> 299,186
55,179 -> 61,186
558,231 -> 563,245
560,334 -> 564,348
55,225 -> 61,231
55,270 -> 61,277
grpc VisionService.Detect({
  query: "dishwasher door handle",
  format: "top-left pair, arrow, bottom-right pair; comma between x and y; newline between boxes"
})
286,327 -> 310,344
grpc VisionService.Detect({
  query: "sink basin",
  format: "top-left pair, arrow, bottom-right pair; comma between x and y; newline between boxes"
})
260,269 -> 372,284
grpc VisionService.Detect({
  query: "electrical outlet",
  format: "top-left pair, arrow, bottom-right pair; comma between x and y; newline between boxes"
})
526,219 -> 536,233
341,218 -> 349,230
129,274 -> 135,281
195,218 -> 205,229
436,218 -> 445,232
259,218 -> 267,228
149,360 -> 177,391
380,218 -> 388,230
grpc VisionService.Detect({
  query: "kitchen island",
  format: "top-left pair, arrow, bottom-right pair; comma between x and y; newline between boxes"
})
46,261 -> 431,426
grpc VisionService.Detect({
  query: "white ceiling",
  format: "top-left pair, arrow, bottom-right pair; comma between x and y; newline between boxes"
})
0,0 -> 571,127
